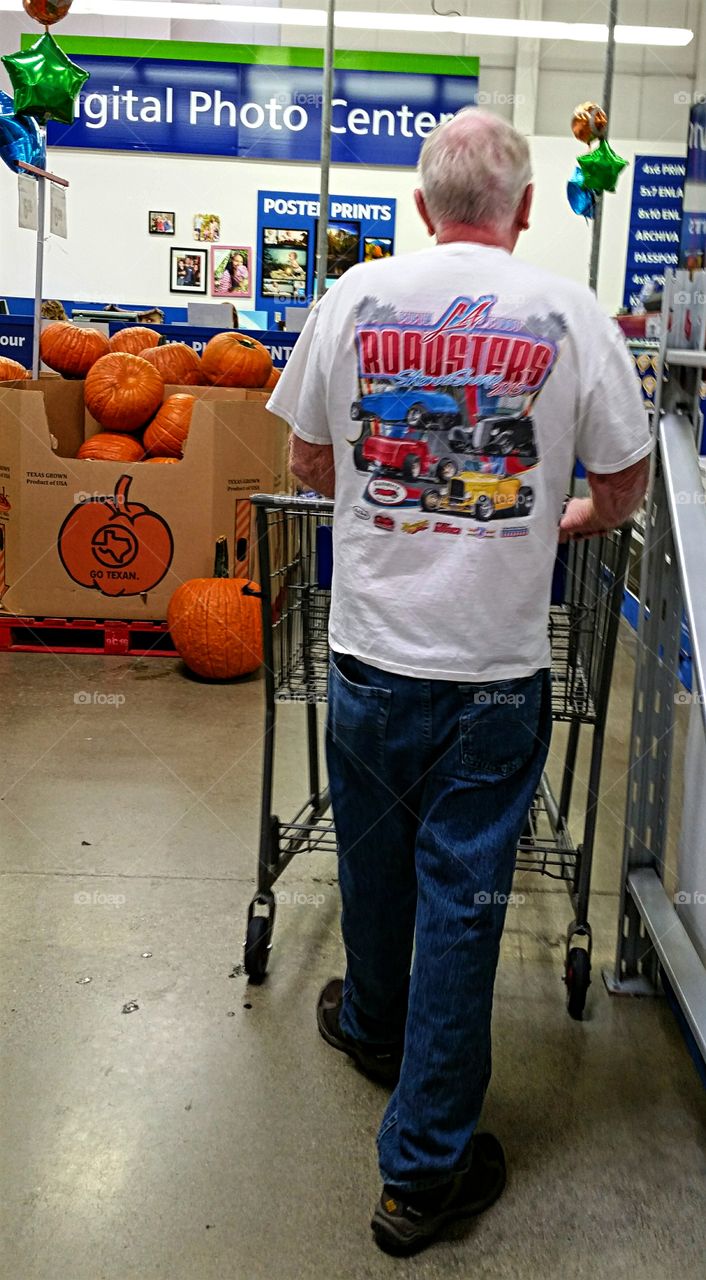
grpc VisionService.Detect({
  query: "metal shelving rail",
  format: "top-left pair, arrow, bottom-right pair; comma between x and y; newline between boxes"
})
245,494 -> 631,1019
605,271 -> 706,1065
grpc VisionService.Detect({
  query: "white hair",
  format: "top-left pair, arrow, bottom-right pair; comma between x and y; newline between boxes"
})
418,108 -> 532,231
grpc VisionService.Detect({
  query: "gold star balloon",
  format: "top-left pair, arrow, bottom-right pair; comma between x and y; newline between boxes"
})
2,32 -> 89,126
577,139 -> 628,194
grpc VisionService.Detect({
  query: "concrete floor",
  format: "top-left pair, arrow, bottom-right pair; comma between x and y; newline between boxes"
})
1,627 -> 705,1280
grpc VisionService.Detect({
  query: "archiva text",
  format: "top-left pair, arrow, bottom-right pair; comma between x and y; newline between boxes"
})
75,87 -> 454,138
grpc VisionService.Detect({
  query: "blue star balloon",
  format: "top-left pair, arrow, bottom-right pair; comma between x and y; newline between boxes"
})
567,164 -> 595,219
0,90 -> 46,174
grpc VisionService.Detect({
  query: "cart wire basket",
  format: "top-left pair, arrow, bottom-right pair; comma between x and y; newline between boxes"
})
245,494 -> 631,1020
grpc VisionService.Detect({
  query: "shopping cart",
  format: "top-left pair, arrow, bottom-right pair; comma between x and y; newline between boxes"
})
245,494 -> 631,1020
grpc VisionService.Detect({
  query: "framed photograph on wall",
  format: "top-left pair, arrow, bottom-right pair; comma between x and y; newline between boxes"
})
149,211 -> 175,235
260,227 -> 309,301
211,245 -> 252,298
170,248 -> 207,294
194,213 -> 221,242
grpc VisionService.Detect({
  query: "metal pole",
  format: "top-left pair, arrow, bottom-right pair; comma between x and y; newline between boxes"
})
32,128 -> 47,379
315,0 -> 336,301
588,0 -> 618,294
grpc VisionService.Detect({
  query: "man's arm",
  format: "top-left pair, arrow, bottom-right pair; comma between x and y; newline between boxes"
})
290,433 -> 336,499
559,455 -> 649,540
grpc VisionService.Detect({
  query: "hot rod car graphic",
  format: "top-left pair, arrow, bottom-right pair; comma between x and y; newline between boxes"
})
353,431 -> 459,483
350,389 -> 462,430
419,471 -> 535,520
448,413 -> 537,460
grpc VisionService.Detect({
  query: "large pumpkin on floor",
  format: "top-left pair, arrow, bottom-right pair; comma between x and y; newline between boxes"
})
167,538 -> 263,680
84,352 -> 164,432
143,394 -> 195,458
77,433 -> 145,462
0,357 -> 30,381
108,326 -> 161,356
40,322 -> 110,378
140,342 -> 203,386
201,332 -> 272,388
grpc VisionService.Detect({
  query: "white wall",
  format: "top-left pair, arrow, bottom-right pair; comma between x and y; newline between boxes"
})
0,134 -> 686,317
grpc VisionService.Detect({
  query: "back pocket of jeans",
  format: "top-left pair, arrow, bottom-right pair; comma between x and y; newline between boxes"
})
328,656 -> 391,774
458,676 -> 542,784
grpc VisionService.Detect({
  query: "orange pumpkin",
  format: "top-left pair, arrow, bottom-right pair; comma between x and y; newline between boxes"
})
140,342 -> 203,386
167,537 -> 263,679
264,367 -> 281,390
0,357 -> 30,381
85,353 -> 164,432
144,456 -> 180,464
40,322 -> 110,378
143,393 -> 195,458
77,433 -> 145,462
108,326 -> 161,356
201,332 -> 272,388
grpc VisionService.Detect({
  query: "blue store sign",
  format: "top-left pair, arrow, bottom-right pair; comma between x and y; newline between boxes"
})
45,42 -> 478,168
623,155 -> 686,310
256,189 -> 396,319
680,100 -> 706,267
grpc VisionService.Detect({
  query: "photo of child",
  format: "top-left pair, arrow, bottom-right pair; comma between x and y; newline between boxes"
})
193,214 -> 221,242
211,246 -> 252,298
261,230 -> 309,300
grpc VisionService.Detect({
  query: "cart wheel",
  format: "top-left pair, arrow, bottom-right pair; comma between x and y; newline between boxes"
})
565,946 -> 590,1020
245,915 -> 271,983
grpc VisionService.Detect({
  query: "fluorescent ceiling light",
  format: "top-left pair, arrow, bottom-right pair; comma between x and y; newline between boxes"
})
0,1 -> 693,46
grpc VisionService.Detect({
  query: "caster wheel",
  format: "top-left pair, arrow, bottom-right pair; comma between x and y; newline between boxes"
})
566,946 -> 590,1020
245,915 -> 271,983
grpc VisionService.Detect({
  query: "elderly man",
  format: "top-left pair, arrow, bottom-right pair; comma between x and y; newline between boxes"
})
267,109 -> 650,1255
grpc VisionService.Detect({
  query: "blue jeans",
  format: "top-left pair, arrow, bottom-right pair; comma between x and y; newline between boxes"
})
326,652 -> 552,1192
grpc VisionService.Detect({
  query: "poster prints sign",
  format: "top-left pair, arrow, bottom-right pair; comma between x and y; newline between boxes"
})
256,191 -> 396,316
622,155 -> 686,310
39,39 -> 478,168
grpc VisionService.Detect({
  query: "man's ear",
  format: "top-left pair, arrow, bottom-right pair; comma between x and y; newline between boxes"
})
516,183 -> 533,232
415,188 -> 435,237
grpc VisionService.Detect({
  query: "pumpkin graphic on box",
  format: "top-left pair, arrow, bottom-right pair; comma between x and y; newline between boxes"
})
58,474 -> 173,597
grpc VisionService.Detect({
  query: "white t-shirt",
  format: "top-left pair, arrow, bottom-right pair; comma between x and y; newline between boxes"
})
268,243 -> 652,682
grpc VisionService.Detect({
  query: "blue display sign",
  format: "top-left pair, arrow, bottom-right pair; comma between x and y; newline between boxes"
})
0,315 -> 33,369
47,53 -> 477,168
680,101 -> 706,268
623,155 -> 686,309
0,317 -> 298,372
255,189 -> 396,322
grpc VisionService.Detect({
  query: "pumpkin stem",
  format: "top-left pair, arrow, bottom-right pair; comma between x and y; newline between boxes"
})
113,474 -> 133,512
214,536 -> 229,578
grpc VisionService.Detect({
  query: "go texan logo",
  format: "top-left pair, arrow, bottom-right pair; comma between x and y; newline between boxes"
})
355,295 -> 558,395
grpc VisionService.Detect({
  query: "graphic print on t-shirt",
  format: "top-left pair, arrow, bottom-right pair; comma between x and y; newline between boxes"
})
350,295 -> 566,526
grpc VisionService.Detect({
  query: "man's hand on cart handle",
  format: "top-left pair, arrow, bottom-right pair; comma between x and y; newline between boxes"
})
559,456 -> 650,542
290,435 -> 336,499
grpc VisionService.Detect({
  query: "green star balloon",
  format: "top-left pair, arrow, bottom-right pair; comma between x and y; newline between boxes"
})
2,32 -> 89,126
577,139 -> 628,194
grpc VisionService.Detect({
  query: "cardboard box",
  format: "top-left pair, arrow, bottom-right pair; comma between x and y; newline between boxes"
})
0,380 -> 289,620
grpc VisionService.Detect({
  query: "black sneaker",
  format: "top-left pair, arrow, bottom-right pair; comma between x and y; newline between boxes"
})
371,1132 -> 507,1256
316,978 -> 403,1087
